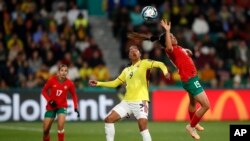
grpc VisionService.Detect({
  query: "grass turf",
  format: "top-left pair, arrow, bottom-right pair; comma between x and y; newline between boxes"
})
0,121 -> 248,141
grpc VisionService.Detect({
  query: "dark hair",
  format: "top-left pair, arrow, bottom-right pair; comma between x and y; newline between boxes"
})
149,32 -> 167,47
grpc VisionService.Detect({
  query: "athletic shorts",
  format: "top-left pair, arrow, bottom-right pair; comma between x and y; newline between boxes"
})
109,101 -> 149,120
44,108 -> 67,118
182,75 -> 204,96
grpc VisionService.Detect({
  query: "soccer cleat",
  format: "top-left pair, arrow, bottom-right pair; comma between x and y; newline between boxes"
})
186,124 -> 200,140
195,124 -> 204,131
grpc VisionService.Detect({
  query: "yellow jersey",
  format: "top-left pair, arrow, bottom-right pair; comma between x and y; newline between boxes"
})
97,59 -> 168,102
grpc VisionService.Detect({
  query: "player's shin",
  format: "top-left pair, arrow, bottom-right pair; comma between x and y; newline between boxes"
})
105,123 -> 115,141
191,114 -> 202,128
140,129 -> 152,141
57,129 -> 65,141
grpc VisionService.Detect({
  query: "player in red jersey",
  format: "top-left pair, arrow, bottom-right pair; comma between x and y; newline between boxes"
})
158,20 -> 210,140
42,64 -> 79,141
127,20 -> 210,140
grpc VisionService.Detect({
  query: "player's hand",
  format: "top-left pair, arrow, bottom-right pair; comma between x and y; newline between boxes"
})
89,80 -> 97,86
160,19 -> 171,31
74,108 -> 80,118
165,73 -> 171,80
185,49 -> 193,56
48,100 -> 57,108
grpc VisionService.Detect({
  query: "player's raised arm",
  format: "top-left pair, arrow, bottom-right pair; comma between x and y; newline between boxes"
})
160,19 -> 173,52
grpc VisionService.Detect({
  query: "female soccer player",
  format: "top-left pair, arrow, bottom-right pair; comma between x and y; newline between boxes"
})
89,45 -> 169,141
42,64 -> 79,141
159,19 -> 210,140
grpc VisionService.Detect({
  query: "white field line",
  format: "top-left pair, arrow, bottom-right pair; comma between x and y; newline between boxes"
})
0,125 -> 56,133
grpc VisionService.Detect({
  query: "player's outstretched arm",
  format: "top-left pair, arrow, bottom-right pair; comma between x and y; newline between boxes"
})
160,19 -> 173,52
88,78 -> 123,88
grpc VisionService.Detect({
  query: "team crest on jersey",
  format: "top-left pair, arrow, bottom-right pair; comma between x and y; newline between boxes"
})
64,86 -> 68,90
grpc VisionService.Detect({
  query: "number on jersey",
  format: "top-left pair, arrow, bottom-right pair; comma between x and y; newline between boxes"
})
194,81 -> 201,88
56,90 -> 63,96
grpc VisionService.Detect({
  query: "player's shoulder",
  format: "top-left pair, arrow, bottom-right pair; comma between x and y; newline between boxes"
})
141,59 -> 154,63
65,77 -> 74,85
48,75 -> 57,82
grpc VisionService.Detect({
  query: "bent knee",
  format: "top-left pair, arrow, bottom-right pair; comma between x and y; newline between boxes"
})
104,116 -> 114,123
203,103 -> 210,111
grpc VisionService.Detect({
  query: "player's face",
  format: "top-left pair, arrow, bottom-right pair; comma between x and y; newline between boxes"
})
170,34 -> 178,45
129,46 -> 141,60
58,66 -> 68,80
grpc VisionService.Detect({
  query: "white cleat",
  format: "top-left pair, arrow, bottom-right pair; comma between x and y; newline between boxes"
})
186,124 -> 200,140
195,124 -> 204,131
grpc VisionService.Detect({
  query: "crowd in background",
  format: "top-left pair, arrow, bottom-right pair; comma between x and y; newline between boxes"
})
0,0 -> 110,89
107,0 -> 250,88
0,0 -> 249,89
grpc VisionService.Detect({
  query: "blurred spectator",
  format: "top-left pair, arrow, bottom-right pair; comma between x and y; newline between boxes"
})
28,50 -> 42,72
79,61 -> 93,86
129,5 -> 144,28
74,12 -> 88,30
92,62 -> 111,81
192,14 -> 209,36
67,62 -> 80,81
199,63 -> 217,87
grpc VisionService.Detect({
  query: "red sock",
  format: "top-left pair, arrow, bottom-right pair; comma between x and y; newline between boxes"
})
58,133 -> 64,141
190,114 -> 202,128
188,111 -> 195,120
43,136 -> 50,141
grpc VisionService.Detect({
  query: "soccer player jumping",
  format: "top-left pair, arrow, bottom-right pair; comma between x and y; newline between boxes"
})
42,64 -> 79,141
89,45 -> 169,141
159,19 -> 210,140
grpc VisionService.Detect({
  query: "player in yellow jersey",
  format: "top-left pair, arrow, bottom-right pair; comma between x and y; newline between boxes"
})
89,45 -> 169,141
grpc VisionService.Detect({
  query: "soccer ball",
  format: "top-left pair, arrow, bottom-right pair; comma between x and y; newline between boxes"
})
141,6 -> 158,22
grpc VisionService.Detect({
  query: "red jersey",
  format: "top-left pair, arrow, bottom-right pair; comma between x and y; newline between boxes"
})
42,76 -> 78,110
165,45 -> 197,82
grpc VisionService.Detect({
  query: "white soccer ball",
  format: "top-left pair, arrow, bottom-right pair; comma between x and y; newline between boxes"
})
141,6 -> 158,22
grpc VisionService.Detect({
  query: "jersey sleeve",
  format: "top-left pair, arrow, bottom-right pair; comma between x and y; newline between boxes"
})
144,59 -> 168,76
97,69 -> 126,88
69,81 -> 78,109
41,78 -> 52,101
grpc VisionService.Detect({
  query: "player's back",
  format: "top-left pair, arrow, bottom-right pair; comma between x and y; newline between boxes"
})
166,45 -> 197,81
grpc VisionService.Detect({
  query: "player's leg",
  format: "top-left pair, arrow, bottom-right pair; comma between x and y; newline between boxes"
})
191,91 -> 210,127
43,110 -> 56,141
56,108 -> 67,141
104,101 -> 131,141
132,101 -> 151,141
188,93 -> 196,121
57,114 -> 66,141
183,76 -> 205,139
188,94 -> 204,131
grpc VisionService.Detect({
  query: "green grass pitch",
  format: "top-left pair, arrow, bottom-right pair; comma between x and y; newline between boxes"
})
0,121 -> 248,141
